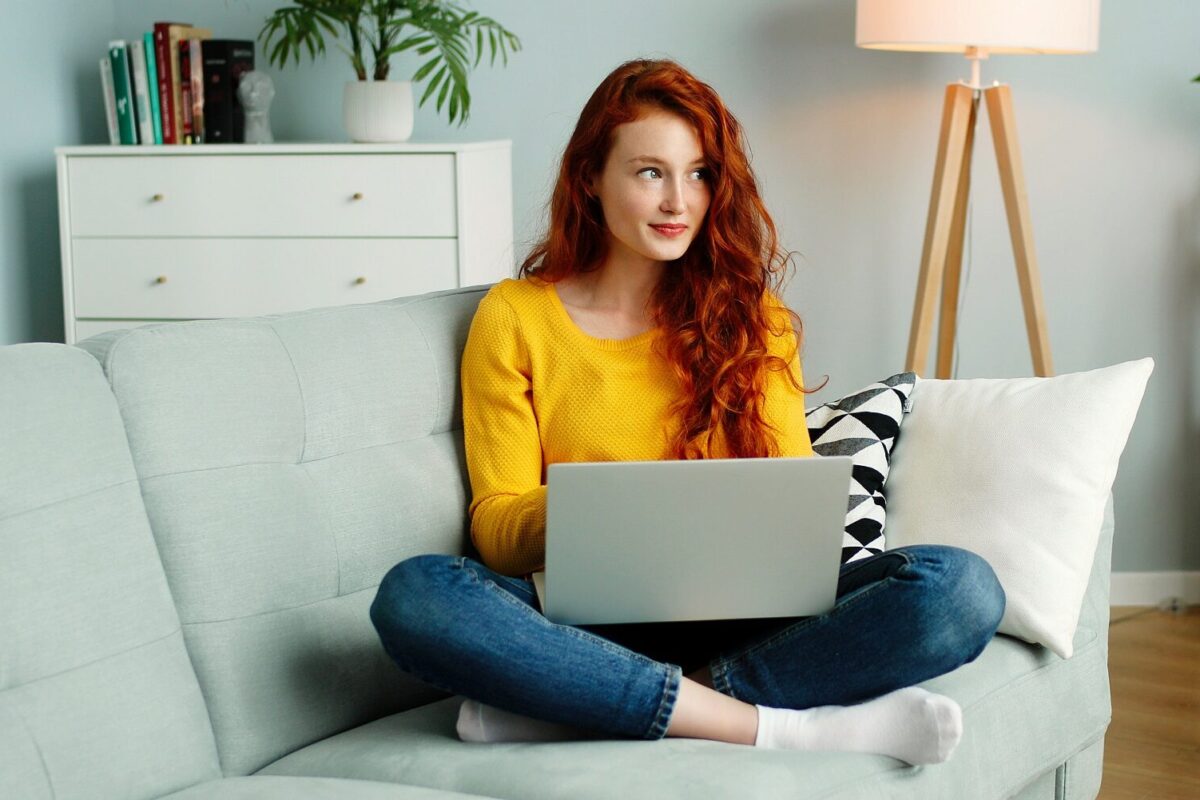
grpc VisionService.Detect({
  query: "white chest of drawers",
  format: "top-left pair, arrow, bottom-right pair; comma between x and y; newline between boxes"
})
55,142 -> 513,344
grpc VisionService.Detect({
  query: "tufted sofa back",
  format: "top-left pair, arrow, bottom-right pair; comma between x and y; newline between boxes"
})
78,286 -> 488,775
0,344 -> 221,798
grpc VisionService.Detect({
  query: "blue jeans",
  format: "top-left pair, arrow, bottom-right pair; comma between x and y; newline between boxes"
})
369,545 -> 1004,741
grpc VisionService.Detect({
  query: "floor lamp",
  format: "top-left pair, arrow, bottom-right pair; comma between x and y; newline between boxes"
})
855,0 -> 1100,378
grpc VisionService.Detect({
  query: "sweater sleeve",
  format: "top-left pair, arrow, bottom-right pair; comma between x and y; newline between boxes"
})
763,292 -> 816,458
460,288 -> 548,577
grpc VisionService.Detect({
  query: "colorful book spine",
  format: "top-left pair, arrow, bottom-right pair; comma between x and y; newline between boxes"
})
143,31 -> 164,144
188,38 -> 205,145
107,41 -> 137,145
178,39 -> 193,144
128,39 -> 155,145
152,23 -> 179,143
99,58 -> 119,145
201,40 -> 255,143
166,25 -> 211,145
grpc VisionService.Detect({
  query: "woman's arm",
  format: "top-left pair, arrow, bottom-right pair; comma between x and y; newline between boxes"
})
460,289 -> 548,577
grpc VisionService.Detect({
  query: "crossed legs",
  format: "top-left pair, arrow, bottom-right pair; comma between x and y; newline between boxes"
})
370,545 -> 1004,761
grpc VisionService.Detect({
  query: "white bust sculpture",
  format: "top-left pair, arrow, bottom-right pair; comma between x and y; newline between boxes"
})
238,70 -> 275,144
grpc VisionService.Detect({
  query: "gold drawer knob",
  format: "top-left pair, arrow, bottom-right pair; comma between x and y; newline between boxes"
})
154,275 -> 168,284
353,276 -> 367,285
351,192 -> 364,201
151,193 -> 165,202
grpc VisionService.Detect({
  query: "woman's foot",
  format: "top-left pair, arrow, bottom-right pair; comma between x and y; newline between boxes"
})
456,685 -> 963,764
754,687 -> 963,765
455,698 -> 598,743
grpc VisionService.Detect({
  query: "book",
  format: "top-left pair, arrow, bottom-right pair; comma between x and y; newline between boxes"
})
143,32 -> 164,144
165,24 -> 211,144
152,22 -> 185,143
128,38 -> 155,145
179,39 -> 193,144
201,40 -> 255,143
188,38 -> 205,144
99,57 -> 119,145
107,41 -> 136,144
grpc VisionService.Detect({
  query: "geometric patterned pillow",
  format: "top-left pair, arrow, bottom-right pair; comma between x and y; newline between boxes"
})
805,373 -> 917,563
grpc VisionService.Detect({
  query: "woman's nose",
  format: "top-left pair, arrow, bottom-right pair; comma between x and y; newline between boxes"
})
661,179 -> 686,213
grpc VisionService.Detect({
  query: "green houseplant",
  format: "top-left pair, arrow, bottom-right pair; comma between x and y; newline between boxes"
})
260,0 -> 520,140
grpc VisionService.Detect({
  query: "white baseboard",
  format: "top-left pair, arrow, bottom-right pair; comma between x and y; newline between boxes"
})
1110,571 -> 1200,606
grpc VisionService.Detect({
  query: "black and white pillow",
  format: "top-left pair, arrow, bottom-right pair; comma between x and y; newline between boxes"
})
805,373 -> 917,564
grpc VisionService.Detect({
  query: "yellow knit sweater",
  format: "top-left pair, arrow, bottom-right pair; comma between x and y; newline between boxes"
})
460,276 -> 815,578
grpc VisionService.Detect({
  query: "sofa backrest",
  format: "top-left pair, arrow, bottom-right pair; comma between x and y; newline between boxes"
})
77,287 -> 485,776
0,344 -> 220,799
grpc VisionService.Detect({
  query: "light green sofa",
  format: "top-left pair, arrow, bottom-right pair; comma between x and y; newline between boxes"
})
1,285 -> 1112,799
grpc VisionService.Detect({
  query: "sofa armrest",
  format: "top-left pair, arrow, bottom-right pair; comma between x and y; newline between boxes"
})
1076,492 -> 1115,652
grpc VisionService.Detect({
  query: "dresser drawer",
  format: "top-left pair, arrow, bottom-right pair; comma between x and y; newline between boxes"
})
71,238 -> 458,318
67,154 -> 457,237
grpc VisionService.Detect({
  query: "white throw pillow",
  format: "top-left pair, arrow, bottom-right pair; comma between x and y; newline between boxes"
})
884,359 -> 1154,658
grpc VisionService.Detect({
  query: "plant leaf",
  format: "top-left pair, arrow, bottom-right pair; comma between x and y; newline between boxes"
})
436,73 -> 451,111
412,55 -> 441,82
419,64 -> 448,106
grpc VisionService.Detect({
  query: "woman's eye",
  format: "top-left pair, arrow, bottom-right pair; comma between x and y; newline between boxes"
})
636,167 -> 708,180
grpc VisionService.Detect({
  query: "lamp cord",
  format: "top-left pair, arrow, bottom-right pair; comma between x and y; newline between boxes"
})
951,200 -> 972,379
951,120 -> 978,379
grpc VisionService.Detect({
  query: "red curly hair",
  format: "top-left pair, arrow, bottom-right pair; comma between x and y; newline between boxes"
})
519,58 -> 821,459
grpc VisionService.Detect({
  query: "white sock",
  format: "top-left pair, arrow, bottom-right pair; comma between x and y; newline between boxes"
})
753,687 -> 963,765
455,698 -> 598,743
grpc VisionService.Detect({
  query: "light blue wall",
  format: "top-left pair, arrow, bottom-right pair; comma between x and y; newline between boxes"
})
0,0 -> 114,343
7,0 -> 1200,573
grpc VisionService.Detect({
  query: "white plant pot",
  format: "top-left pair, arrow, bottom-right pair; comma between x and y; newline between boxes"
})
343,80 -> 414,143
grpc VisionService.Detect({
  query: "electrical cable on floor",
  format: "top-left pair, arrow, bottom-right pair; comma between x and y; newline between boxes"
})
1108,600 -> 1194,626
1109,607 -> 1160,626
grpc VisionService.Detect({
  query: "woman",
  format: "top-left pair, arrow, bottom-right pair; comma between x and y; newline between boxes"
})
370,59 -> 1004,764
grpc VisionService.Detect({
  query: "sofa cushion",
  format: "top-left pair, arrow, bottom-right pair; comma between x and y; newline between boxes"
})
78,288 -> 490,775
259,500 -> 1114,799
163,775 -> 499,799
0,344 -> 220,800
258,626 -> 1108,799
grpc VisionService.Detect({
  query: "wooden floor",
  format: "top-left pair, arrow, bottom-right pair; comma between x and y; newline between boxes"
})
1100,606 -> 1199,800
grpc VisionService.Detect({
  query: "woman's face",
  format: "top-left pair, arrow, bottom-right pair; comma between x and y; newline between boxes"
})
590,110 -> 711,270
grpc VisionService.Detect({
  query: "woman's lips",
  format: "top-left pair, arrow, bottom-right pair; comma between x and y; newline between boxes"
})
650,224 -> 687,238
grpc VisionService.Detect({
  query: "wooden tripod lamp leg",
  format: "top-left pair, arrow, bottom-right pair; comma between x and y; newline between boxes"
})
907,84 -> 976,376
935,92 -> 980,379
985,84 -> 1054,377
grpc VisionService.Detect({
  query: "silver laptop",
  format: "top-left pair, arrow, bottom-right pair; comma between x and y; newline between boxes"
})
533,456 -> 853,625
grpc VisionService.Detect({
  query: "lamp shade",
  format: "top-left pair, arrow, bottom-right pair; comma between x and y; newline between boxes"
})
856,0 -> 1100,55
